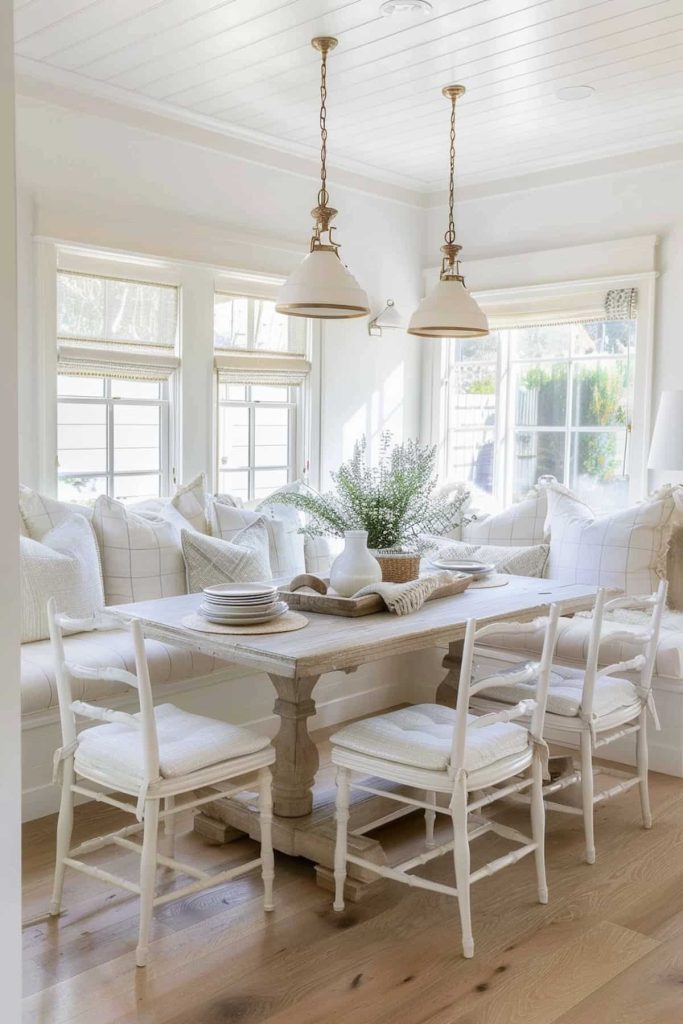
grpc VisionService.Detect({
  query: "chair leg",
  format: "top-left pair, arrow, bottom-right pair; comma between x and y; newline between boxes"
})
451,782 -> 474,958
530,756 -> 548,904
580,731 -> 596,865
259,767 -> 275,912
50,760 -> 75,916
136,799 -> 159,968
333,766 -> 350,912
425,790 -> 436,849
637,708 -> 652,829
163,795 -> 175,859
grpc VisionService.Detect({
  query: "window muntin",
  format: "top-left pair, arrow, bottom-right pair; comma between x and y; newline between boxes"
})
216,382 -> 297,502
443,320 -> 635,511
57,375 -> 170,503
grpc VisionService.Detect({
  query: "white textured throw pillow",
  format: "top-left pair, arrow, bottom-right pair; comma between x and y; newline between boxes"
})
428,539 -> 549,578
92,495 -> 187,605
181,525 -> 272,593
19,484 -> 93,539
212,501 -> 305,579
20,514 -> 104,643
545,483 -> 680,594
171,473 -> 211,533
463,485 -> 549,547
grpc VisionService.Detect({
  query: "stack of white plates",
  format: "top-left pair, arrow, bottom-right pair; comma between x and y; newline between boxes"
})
199,583 -> 288,625
428,557 -> 496,578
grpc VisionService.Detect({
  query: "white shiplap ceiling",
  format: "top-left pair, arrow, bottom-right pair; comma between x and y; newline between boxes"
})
13,0 -> 683,194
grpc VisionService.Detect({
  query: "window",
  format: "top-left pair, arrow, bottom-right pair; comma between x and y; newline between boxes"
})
214,292 -> 310,502
216,382 -> 297,502
214,294 -> 306,354
56,270 -> 178,502
442,317 -> 637,512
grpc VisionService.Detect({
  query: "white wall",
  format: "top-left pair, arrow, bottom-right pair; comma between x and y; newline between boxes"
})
0,0 -> 22,1011
425,158 -> 683,490
15,94 -> 424,490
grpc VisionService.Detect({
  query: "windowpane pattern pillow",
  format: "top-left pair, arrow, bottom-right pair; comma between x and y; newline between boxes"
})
181,524 -> 272,593
21,514 -> 104,643
20,484 -> 93,539
427,539 -> 549,578
171,473 -> 211,534
212,501 -> 305,580
462,485 -> 550,548
92,496 -> 187,605
545,483 -> 681,594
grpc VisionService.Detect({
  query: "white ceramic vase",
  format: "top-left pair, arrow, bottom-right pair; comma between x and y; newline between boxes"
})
330,530 -> 382,598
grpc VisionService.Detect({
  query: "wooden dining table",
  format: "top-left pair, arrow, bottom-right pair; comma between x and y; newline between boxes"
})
109,576 -> 599,897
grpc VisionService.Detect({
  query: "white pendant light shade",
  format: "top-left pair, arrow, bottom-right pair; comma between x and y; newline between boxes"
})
408,277 -> 488,338
276,249 -> 369,319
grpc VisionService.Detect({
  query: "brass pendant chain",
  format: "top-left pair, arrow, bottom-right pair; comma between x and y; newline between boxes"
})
444,94 -> 456,247
318,46 -> 329,209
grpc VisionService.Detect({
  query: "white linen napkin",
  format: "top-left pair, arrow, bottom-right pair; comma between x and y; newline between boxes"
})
353,571 -> 454,616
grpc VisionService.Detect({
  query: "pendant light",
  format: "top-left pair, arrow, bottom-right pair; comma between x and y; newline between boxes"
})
276,37 -> 370,320
408,85 -> 488,338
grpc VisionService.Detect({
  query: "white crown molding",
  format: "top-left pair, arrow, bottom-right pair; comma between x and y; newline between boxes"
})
15,57 -> 428,209
425,141 -> 683,206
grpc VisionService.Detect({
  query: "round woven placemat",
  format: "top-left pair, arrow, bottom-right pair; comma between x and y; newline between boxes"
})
469,574 -> 510,589
181,611 -> 308,635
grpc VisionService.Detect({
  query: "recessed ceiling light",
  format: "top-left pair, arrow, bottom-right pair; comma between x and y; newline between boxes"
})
380,0 -> 433,17
557,85 -> 595,101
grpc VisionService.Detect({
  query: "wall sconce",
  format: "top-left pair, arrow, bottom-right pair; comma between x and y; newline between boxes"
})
367,299 -> 404,336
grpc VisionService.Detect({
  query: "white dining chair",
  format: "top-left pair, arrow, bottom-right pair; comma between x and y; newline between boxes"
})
329,605 -> 560,958
47,598 -> 276,968
471,580 -> 667,864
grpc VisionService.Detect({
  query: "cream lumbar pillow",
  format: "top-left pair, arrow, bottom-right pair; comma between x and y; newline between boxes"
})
21,514 -> 104,643
462,481 -> 552,548
212,501 -> 305,580
19,484 -> 94,540
181,523 -> 272,593
428,539 -> 550,578
92,495 -> 187,605
545,483 -> 681,595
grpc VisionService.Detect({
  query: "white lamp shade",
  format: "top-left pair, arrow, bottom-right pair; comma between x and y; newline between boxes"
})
276,249 -> 370,319
648,390 -> 683,469
408,277 -> 489,338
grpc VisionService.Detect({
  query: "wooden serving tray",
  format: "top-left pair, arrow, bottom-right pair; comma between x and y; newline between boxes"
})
278,573 -> 472,618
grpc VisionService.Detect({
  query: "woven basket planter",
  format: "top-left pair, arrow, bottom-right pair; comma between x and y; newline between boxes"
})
374,551 -> 421,584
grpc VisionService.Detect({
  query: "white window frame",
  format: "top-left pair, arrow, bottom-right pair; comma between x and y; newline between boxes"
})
426,272 -> 657,506
216,381 -> 300,503
33,241 -> 320,499
56,374 -> 172,501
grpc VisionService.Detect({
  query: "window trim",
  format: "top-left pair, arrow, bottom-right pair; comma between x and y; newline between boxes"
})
428,272 -> 657,506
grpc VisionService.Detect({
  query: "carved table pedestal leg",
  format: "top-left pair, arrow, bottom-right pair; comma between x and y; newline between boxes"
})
436,638 -> 465,706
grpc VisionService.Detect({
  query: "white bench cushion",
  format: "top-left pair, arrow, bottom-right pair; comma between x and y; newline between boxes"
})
75,703 -> 271,781
331,703 -> 529,772
21,630 -> 223,716
477,663 -> 639,718
477,615 -> 683,681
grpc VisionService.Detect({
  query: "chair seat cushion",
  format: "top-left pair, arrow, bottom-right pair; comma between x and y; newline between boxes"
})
75,703 -> 271,781
331,703 -> 529,772
21,630 -> 225,716
477,664 -> 640,718
476,614 -> 683,680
